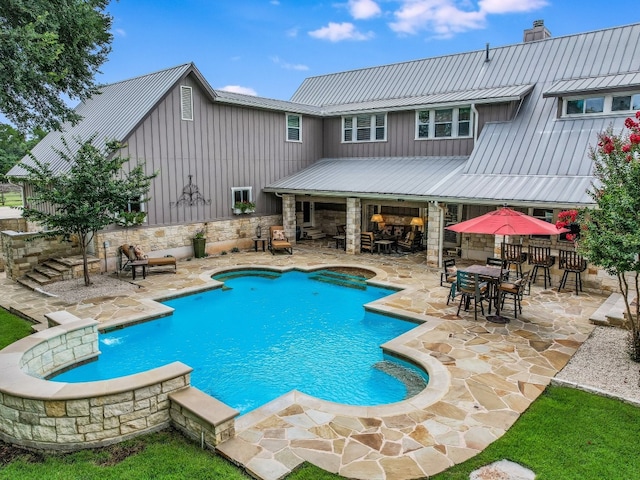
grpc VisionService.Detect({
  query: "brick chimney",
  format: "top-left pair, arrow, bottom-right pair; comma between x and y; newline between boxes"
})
523,19 -> 551,42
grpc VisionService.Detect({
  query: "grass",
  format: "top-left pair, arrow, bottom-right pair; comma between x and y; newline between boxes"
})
1,308 -> 639,479
0,191 -> 22,207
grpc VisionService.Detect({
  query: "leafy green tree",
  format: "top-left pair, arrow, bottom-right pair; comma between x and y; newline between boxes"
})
0,123 -> 47,178
579,113 -> 640,361
20,136 -> 157,286
0,0 -> 113,132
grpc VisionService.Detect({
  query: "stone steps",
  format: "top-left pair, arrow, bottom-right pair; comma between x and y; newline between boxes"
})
590,292 -> 630,327
17,255 -> 100,291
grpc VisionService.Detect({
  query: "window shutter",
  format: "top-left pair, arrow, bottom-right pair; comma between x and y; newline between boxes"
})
181,86 -> 193,121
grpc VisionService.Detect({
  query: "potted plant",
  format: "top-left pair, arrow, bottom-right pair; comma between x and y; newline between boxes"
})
192,229 -> 206,258
233,200 -> 255,214
556,209 -> 580,243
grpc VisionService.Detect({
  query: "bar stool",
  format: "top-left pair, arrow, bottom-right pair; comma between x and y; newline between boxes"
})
528,245 -> 555,289
558,249 -> 587,295
501,243 -> 527,279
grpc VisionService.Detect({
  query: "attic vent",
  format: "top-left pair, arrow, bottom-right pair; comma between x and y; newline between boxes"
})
180,86 -> 193,121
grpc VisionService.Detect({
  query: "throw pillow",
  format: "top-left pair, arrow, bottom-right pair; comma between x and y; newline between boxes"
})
133,245 -> 146,260
273,229 -> 286,241
393,226 -> 404,237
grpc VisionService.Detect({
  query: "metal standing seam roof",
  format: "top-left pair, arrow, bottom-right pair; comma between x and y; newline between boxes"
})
7,63 -> 199,177
544,72 -> 640,97
264,157 -> 468,199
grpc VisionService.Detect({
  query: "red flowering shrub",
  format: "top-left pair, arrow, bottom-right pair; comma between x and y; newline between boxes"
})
556,209 -> 579,241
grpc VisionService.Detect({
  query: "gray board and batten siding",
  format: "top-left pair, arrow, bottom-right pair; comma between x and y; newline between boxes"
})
118,73 -> 322,226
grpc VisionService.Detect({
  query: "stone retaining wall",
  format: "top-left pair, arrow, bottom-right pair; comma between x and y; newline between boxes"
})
0,313 -> 194,451
0,217 -> 26,272
1,230 -> 82,280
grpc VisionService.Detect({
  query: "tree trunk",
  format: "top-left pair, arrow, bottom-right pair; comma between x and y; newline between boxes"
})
80,233 -> 91,286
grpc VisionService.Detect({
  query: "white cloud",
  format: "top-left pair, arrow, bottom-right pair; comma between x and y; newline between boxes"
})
270,0 -> 280,5
286,27 -> 299,37
113,28 -> 126,37
389,0 -> 547,37
219,85 -> 258,96
309,22 -> 374,42
271,56 -> 309,71
348,0 -> 381,19
479,0 -> 548,14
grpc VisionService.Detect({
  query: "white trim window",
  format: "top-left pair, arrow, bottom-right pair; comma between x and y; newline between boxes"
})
415,107 -> 471,139
180,86 -> 193,121
286,113 -> 302,142
343,113 -> 386,142
563,92 -> 640,116
232,186 -> 252,204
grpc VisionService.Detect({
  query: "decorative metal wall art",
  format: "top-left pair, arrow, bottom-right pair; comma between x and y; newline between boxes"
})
170,175 -> 211,207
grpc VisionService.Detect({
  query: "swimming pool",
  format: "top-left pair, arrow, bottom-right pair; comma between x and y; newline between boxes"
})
54,269 -> 428,414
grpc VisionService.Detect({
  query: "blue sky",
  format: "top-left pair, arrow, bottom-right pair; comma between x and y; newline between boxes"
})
102,0 -> 640,101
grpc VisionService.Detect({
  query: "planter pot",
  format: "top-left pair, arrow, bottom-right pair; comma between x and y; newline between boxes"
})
192,237 -> 206,258
233,208 -> 242,215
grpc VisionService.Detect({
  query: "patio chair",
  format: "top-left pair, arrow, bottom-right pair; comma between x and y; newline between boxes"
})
119,244 -> 177,274
268,226 -> 293,255
486,257 -> 509,280
498,270 -> 530,319
501,243 -> 527,279
360,232 -> 375,253
456,271 -> 489,321
441,258 -> 458,304
397,230 -> 423,252
528,245 -> 555,289
558,249 -> 587,294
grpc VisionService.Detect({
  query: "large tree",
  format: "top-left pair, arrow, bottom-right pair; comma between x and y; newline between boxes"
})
0,0 -> 113,132
579,113 -> 640,361
0,123 -> 47,178
21,136 -> 157,286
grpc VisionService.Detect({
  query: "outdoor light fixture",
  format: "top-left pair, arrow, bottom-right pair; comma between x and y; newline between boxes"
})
371,213 -> 384,232
410,217 -> 424,231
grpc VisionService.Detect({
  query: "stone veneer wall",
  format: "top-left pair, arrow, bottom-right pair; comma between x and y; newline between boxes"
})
0,217 -> 26,272
0,312 -> 193,451
96,214 -> 282,272
345,197 -> 361,254
1,231 -> 82,280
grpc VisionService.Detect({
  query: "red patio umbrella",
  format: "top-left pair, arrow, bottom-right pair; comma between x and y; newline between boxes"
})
445,207 -> 568,324
445,207 -> 569,236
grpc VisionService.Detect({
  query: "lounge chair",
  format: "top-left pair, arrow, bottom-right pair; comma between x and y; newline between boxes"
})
268,226 -> 293,255
119,244 -> 177,274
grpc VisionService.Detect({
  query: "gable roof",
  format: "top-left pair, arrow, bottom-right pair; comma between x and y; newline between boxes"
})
8,63 -> 212,177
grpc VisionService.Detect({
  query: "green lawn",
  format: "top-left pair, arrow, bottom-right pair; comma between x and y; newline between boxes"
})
1,308 -> 639,480
0,190 -> 21,207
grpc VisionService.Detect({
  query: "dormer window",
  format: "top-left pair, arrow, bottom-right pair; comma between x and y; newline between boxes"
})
562,92 -> 640,116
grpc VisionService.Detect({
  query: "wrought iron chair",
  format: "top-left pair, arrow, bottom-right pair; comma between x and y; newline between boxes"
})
498,270 -> 530,319
528,245 -> 555,289
441,258 -> 458,304
501,243 -> 527,279
558,250 -> 587,294
360,232 -> 375,253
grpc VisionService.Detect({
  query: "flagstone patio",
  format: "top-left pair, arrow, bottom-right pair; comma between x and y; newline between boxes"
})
0,243 -> 606,479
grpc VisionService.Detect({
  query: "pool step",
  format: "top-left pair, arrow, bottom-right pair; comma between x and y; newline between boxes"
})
213,269 -> 281,282
373,360 -> 428,399
309,270 -> 367,290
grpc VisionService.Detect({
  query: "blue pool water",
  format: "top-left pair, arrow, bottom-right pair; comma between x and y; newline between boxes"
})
54,269 -> 427,414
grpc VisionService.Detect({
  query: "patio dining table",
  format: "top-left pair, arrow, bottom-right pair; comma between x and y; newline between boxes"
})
458,264 -> 504,320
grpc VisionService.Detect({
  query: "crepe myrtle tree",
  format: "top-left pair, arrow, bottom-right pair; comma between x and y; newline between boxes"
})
20,136 -> 157,286
578,112 -> 640,361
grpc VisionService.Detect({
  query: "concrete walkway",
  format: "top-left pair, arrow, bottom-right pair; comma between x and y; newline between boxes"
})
0,244 -> 605,479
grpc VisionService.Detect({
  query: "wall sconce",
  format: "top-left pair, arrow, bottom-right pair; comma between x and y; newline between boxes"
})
371,213 -> 384,232
410,217 -> 424,231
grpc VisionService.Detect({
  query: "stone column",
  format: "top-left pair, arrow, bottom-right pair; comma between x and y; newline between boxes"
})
426,202 -> 442,267
345,197 -> 361,254
282,194 -> 297,244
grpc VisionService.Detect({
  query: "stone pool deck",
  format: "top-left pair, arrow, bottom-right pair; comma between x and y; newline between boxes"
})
0,244 -> 605,480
